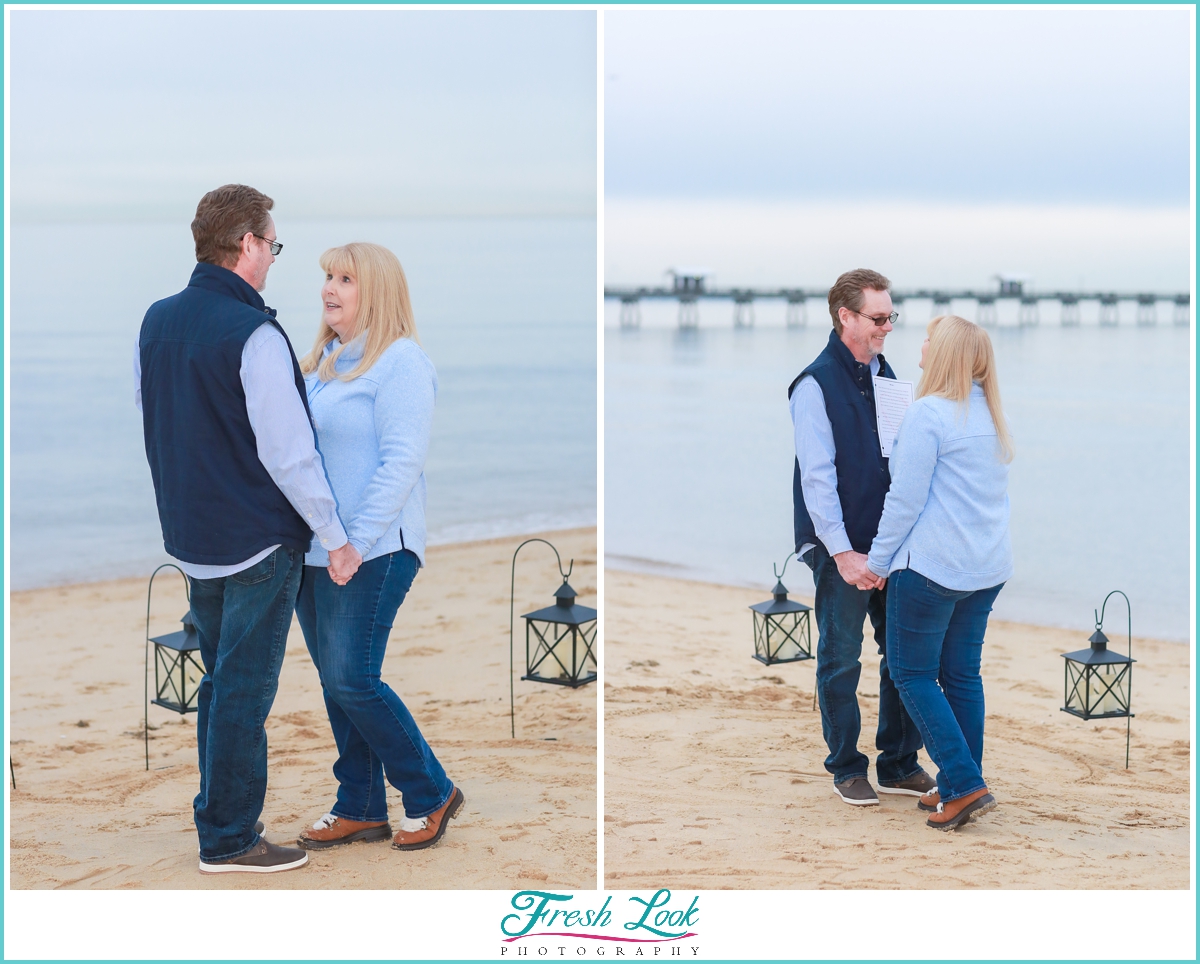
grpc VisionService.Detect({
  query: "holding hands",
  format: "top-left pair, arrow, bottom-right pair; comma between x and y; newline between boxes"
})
328,542 -> 363,586
833,550 -> 886,591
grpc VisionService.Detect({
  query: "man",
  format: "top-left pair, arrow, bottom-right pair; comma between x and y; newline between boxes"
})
787,268 -> 935,806
137,184 -> 361,873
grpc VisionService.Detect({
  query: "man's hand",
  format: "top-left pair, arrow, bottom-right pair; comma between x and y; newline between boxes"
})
833,550 -> 885,591
327,542 -> 363,587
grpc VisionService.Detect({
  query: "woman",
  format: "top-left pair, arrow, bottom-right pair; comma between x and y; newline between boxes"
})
293,242 -> 462,853
866,314 -> 1013,831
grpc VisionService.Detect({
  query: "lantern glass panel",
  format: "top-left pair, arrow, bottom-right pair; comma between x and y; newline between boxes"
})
752,610 -> 812,665
1065,659 -> 1131,719
524,617 -> 597,688
153,642 -> 204,714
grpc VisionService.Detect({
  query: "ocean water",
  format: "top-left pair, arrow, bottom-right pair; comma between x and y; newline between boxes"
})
9,217 -> 596,589
605,307 -> 1192,641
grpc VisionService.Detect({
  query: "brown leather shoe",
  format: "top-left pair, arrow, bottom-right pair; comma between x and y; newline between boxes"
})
392,786 -> 464,851
917,789 -> 940,812
926,788 -> 996,831
298,813 -> 392,850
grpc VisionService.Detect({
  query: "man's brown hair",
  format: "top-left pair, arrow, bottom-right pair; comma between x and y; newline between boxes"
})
827,268 -> 891,335
191,184 -> 274,268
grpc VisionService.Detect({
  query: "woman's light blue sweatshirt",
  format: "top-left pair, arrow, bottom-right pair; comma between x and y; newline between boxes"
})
867,384 -> 1013,591
303,335 -> 436,569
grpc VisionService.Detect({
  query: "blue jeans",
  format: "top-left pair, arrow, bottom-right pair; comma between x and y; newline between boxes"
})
189,546 -> 303,860
886,568 -> 1005,802
805,544 -> 923,784
295,550 -> 453,821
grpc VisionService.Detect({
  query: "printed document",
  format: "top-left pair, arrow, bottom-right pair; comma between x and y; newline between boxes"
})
874,377 -> 914,458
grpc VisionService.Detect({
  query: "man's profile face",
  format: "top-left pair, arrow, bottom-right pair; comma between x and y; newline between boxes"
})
244,216 -> 277,292
839,287 -> 894,360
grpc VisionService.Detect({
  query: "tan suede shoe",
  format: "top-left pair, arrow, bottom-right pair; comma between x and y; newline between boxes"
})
297,813 -> 392,850
926,788 -> 996,831
917,789 -> 940,812
392,786 -> 464,851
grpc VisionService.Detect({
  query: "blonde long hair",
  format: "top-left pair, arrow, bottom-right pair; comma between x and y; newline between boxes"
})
300,242 -> 419,382
917,315 -> 1014,463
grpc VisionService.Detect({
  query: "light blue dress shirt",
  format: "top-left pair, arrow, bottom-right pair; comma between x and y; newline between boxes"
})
789,355 -> 881,558
134,323 -> 348,578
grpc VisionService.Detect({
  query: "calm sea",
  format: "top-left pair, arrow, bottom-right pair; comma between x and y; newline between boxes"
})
9,217 -> 596,589
605,304 -> 1192,641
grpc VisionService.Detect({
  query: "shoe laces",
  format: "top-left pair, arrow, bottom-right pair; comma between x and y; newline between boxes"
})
399,815 -> 428,833
935,803 -> 944,814
312,813 -> 338,831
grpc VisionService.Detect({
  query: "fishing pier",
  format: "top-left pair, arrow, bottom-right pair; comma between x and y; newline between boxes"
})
606,270 -> 1191,329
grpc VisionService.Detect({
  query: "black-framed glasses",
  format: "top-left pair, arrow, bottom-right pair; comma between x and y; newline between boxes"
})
254,235 -> 283,256
853,308 -> 898,327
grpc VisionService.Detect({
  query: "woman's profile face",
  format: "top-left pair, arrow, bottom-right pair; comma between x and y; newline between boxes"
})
322,269 -> 360,341
919,336 -> 930,369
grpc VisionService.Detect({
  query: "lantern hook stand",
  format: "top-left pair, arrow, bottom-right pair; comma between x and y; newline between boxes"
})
774,554 -> 816,711
509,538 -> 573,739
144,563 -> 191,771
1095,590 -> 1133,769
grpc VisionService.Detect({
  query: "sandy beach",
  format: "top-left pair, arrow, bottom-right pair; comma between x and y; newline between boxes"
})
8,528 -> 596,890
603,568 -> 1191,889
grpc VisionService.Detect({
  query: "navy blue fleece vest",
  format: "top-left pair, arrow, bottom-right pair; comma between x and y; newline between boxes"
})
140,263 -> 314,566
788,329 -> 896,555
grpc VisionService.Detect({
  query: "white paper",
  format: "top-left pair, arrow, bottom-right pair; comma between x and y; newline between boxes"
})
874,376 -> 914,458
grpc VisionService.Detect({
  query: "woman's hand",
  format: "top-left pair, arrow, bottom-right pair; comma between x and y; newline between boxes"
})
327,542 -> 363,586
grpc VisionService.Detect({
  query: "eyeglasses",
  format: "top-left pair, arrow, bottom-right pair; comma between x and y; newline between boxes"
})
254,235 -> 283,256
853,308 -> 899,327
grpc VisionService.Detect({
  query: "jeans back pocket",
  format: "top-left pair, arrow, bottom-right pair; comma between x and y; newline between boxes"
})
230,550 -> 278,586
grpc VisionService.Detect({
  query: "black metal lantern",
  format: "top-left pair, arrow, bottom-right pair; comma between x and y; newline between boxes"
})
508,539 -> 597,737
521,580 -> 597,688
144,564 -> 203,769
1061,590 -> 1135,768
750,556 -> 813,666
151,611 -> 204,714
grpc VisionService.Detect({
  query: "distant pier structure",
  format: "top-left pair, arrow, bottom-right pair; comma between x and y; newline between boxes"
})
608,270 -> 1191,330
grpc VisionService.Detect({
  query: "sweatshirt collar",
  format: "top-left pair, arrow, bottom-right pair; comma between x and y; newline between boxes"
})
323,332 -> 367,364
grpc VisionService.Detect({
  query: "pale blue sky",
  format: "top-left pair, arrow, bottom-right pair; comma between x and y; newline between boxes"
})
9,9 -> 596,220
606,8 -> 1191,204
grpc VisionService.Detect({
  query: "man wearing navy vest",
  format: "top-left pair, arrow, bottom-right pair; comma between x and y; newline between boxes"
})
788,268 -> 934,807
137,184 -> 361,873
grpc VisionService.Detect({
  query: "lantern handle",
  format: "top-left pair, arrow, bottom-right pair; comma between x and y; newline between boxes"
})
1096,589 -> 1133,769
773,555 -> 792,582
145,563 -> 190,771
508,538 -> 571,740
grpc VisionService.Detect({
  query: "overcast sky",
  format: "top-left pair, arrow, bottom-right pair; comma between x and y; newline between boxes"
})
606,8 -> 1192,205
9,9 -> 596,221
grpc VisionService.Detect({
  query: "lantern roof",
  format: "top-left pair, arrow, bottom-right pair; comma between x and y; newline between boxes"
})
522,601 -> 598,626
150,611 -> 200,652
1061,645 -> 1134,666
750,596 -> 812,616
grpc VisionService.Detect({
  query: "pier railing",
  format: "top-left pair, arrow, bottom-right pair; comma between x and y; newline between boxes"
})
605,284 -> 1191,330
